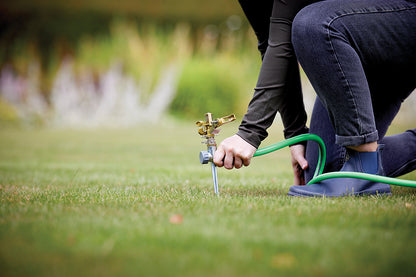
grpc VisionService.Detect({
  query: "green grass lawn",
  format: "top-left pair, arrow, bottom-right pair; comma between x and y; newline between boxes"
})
1,120 -> 416,277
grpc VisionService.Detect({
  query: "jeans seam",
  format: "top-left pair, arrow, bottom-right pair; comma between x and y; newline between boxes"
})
326,19 -> 361,135
325,5 -> 416,138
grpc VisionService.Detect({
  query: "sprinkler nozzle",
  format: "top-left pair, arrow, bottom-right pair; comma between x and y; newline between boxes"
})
199,150 -> 212,164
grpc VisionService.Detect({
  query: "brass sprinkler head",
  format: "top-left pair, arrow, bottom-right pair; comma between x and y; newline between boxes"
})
196,113 -> 236,139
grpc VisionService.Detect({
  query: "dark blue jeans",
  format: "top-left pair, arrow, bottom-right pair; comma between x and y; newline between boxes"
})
305,98 -> 416,182
291,0 -> 416,181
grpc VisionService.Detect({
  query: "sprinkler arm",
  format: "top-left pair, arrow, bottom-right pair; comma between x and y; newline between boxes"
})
196,113 -> 236,138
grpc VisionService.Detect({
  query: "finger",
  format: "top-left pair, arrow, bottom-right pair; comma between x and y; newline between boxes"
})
293,164 -> 305,186
234,157 -> 243,169
223,151 -> 235,170
295,155 -> 308,170
294,176 -> 301,186
295,175 -> 305,186
298,164 -> 306,186
293,168 -> 301,186
292,148 -> 308,170
300,176 -> 305,186
242,155 -> 252,167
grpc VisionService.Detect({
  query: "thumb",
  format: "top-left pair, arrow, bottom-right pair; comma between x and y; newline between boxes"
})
296,155 -> 308,170
291,147 -> 308,169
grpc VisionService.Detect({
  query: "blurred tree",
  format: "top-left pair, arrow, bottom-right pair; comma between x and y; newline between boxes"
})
0,0 -> 243,22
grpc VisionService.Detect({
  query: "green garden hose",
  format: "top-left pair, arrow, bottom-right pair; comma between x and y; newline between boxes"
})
253,133 -> 416,188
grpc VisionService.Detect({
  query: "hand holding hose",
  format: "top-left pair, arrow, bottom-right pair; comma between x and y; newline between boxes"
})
213,135 -> 257,169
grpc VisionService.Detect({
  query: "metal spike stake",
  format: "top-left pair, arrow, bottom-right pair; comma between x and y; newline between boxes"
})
209,146 -> 219,194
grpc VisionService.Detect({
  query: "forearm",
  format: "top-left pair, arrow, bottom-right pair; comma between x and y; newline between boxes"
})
237,57 -> 308,149
237,0 -> 316,148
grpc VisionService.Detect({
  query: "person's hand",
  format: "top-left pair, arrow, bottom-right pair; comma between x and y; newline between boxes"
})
290,144 -> 308,186
213,135 -> 257,169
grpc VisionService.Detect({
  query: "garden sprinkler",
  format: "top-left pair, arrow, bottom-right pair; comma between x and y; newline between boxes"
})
196,113 -> 236,195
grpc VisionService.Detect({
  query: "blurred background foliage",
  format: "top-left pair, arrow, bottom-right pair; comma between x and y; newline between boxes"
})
0,0 -> 261,126
1,1 -> 414,128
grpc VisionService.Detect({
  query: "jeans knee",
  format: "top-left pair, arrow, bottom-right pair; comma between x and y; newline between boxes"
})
292,7 -> 327,61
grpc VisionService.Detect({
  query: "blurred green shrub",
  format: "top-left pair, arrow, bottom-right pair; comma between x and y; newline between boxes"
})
171,55 -> 255,119
74,20 -> 192,100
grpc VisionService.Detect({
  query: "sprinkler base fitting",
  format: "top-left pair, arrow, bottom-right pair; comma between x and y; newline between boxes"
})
199,151 -> 212,164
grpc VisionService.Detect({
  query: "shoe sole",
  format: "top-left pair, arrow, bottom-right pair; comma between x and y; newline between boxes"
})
287,188 -> 392,198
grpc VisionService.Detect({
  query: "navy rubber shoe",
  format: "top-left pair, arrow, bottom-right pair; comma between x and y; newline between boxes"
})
288,145 -> 391,197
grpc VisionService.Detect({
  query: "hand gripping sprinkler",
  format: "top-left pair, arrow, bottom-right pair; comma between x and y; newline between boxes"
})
196,113 -> 236,195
